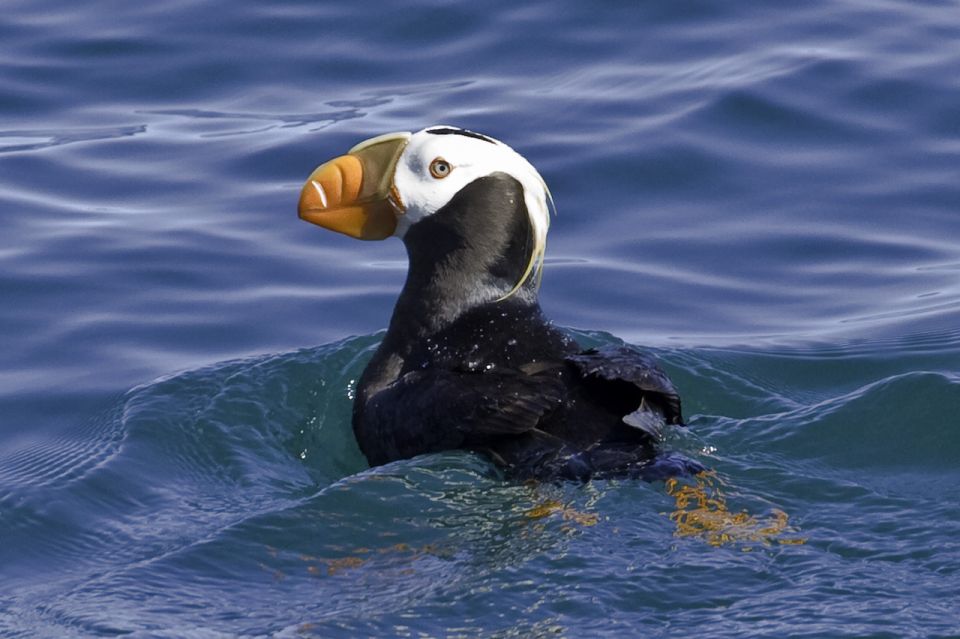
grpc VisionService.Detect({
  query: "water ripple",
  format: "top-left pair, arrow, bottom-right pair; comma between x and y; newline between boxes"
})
139,107 -> 366,136
0,125 -> 146,154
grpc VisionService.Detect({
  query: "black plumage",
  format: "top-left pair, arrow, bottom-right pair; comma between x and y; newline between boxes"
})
351,172 -> 694,480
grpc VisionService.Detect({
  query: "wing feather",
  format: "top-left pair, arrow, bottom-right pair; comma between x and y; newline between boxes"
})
566,345 -> 683,426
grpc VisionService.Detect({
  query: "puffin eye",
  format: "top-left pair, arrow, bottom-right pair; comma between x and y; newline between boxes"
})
429,158 -> 452,179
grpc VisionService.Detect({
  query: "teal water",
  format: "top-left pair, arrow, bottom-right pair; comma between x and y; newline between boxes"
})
2,1 -> 960,637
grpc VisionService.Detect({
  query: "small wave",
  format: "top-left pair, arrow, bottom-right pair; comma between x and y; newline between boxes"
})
706,370 -> 960,472
0,337 -> 377,595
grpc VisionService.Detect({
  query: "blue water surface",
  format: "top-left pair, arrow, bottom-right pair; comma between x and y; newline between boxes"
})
2,1 -> 960,637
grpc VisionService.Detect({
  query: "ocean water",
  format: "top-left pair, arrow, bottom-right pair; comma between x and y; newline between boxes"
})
2,0 -> 959,636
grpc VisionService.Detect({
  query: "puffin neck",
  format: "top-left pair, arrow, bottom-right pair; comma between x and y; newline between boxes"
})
392,173 -> 539,339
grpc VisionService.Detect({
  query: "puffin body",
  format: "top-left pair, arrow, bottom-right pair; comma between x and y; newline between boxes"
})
298,126 -> 691,480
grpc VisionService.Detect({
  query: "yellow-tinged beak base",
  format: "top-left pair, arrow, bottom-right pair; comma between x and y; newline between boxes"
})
297,132 -> 410,241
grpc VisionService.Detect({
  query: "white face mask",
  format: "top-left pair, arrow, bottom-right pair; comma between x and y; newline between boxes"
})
392,126 -> 553,298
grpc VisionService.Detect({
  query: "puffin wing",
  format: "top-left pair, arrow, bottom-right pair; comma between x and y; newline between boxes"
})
451,370 -> 566,437
565,345 -> 684,433
362,367 -> 565,462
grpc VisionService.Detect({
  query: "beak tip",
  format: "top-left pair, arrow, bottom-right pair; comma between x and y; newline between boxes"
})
297,180 -> 323,219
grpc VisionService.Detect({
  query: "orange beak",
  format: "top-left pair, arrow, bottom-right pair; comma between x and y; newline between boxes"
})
297,132 -> 411,240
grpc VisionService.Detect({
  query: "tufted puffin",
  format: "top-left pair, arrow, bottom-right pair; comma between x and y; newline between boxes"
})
298,126 -> 700,480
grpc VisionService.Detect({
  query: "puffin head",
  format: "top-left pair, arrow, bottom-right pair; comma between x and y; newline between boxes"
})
298,126 -> 553,301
